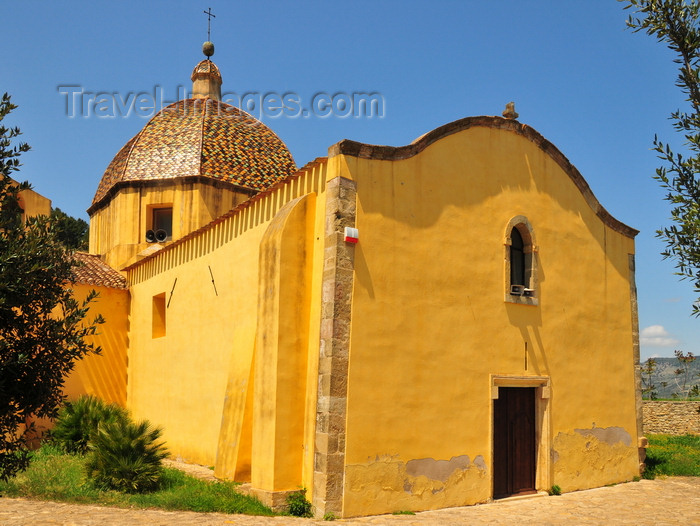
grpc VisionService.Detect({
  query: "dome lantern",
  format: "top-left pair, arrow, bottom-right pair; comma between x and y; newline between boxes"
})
191,47 -> 222,101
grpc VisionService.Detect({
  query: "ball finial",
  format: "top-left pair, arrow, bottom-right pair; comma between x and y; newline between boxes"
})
203,41 -> 215,57
502,101 -> 519,120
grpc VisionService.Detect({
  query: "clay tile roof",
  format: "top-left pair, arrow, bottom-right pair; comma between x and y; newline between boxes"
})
71,252 -> 127,289
91,98 -> 296,210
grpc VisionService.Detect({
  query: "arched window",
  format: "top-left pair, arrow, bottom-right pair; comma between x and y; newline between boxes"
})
505,217 -> 538,305
510,227 -> 525,286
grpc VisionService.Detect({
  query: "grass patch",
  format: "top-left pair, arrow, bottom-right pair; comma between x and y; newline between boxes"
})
643,434 -> 700,479
0,444 -> 274,516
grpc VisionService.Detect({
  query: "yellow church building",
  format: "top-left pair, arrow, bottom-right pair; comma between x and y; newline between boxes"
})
66,45 -> 646,518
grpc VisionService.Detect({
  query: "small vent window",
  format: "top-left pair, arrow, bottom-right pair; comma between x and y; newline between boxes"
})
153,208 -> 172,239
146,207 -> 172,243
152,293 -> 166,338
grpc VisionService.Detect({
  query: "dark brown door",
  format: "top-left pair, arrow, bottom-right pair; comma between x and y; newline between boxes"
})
493,387 -> 536,499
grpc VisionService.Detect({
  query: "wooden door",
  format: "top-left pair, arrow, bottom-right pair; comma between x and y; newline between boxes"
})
493,387 -> 536,499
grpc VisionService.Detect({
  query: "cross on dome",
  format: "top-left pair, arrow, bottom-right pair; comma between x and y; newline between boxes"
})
203,7 -> 216,41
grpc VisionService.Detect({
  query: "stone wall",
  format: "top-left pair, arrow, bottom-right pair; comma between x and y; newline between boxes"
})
312,176 -> 356,518
642,401 -> 700,435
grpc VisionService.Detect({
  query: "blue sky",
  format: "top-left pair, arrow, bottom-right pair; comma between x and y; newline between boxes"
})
1,0 -> 696,361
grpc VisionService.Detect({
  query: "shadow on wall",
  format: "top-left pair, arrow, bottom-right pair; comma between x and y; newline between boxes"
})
342,117 -> 635,283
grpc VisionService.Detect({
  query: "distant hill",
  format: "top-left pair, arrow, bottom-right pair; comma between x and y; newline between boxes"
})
641,356 -> 700,400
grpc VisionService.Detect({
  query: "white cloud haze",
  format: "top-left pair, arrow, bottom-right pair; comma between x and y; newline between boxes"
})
639,325 -> 680,348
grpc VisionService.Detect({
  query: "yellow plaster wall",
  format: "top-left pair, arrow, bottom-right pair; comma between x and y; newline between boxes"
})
18,187 -> 51,219
127,165 -> 327,479
250,194 -> 315,491
127,218 -> 268,465
89,182 -> 248,270
339,126 -> 639,516
62,284 -> 129,406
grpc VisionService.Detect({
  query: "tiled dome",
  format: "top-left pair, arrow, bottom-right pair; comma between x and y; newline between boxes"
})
90,98 -> 297,210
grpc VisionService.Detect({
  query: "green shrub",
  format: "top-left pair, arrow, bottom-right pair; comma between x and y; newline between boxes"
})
548,484 -> 562,496
85,418 -> 168,493
51,395 -> 129,454
286,488 -> 313,517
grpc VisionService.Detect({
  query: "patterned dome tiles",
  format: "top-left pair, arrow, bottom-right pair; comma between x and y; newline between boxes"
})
91,98 -> 296,208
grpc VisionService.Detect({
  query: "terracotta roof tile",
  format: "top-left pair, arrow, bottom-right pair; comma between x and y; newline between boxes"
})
71,252 -> 127,289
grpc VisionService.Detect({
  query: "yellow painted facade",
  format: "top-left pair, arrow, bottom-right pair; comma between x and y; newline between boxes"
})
334,122 -> 640,516
70,53 -> 642,519
62,283 -> 128,406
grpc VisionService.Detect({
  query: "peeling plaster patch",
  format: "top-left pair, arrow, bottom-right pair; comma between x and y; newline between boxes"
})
405,455 -> 470,483
552,429 -> 638,493
551,448 -> 559,463
344,454 -> 490,517
574,426 -> 631,447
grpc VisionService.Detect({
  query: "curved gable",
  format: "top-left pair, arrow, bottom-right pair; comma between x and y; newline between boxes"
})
329,116 -> 637,239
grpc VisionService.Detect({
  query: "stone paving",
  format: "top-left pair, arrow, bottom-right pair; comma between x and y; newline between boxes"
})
0,477 -> 697,525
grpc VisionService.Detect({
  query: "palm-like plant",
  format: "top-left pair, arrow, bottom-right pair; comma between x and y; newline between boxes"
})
85,418 -> 168,493
50,395 -> 129,454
